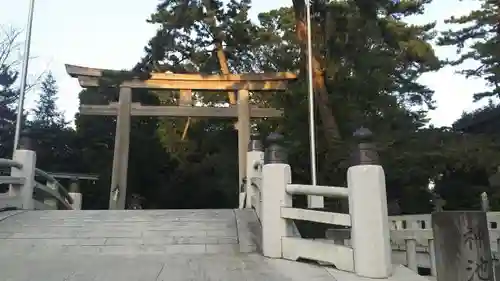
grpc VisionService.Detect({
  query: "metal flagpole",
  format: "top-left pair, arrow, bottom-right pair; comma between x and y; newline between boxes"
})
13,0 -> 36,155
305,0 -> 323,208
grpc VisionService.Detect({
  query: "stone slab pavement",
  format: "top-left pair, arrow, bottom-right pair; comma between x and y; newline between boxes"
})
0,253 -> 344,281
0,209 -> 339,280
0,209 -> 258,255
0,209 -> 431,281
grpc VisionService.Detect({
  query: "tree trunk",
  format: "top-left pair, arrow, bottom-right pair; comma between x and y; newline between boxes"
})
292,0 -> 341,143
181,3 -> 237,140
203,0 -> 237,105
182,43 -> 236,140
215,42 -> 237,105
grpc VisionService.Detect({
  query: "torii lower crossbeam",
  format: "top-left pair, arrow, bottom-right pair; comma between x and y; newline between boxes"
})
80,103 -> 283,118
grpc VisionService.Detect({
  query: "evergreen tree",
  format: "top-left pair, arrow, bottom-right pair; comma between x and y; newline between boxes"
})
0,27 -> 22,158
129,0 -> 259,207
28,73 -> 73,172
62,1 -> 500,211
137,0 -> 256,75
31,72 -> 66,128
0,64 -> 18,158
438,0 -> 500,101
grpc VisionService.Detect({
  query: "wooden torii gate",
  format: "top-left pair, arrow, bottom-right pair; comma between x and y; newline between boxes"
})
65,64 -> 296,209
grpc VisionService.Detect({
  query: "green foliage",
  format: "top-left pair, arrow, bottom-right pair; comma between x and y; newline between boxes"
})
0,64 -> 18,158
252,1 -> 441,133
438,0 -> 500,100
73,88 -> 118,208
17,0 -> 500,214
126,0 -> 496,213
437,1 -> 500,208
434,168 -> 492,211
453,99 -> 500,133
138,0 -> 255,72
252,1 -> 500,213
31,72 -> 66,127
27,73 -> 75,174
0,27 -> 21,159
125,0 -> 265,208
249,2 -> 443,205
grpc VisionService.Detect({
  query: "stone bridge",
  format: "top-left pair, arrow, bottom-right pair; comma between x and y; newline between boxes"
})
0,134 -> 433,281
0,209 -> 423,281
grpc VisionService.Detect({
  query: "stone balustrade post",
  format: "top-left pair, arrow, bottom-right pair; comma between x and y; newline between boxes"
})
10,149 -> 36,209
245,132 -> 264,209
261,132 -> 293,258
69,180 -> 82,210
481,192 -> 490,212
348,127 -> 392,278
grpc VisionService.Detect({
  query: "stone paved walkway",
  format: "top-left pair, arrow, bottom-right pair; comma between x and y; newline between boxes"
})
0,209 -> 429,281
0,209 -> 256,255
0,209 -> 338,280
0,253 -> 342,281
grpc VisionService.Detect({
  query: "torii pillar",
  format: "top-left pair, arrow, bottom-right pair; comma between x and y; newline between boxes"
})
109,87 -> 132,209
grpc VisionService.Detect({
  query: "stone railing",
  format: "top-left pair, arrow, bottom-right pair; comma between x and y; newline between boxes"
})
0,149 -> 80,210
242,132 -> 264,219
244,130 -> 500,279
246,129 -> 393,279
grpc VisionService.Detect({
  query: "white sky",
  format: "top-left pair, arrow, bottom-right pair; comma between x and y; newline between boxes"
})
0,0 -> 490,127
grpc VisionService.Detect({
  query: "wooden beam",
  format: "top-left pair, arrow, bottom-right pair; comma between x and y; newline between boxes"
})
77,76 -> 290,91
109,87 -> 131,210
65,64 -> 297,81
79,104 -> 283,118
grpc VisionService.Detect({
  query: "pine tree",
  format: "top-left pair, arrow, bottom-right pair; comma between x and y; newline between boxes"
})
0,64 -> 18,158
137,0 -> 257,76
135,0 -> 258,152
27,72 -> 76,173
0,27 -> 22,157
438,0 -> 500,101
32,72 -> 66,128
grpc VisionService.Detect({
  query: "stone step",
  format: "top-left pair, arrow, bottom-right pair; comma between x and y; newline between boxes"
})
0,209 -> 260,256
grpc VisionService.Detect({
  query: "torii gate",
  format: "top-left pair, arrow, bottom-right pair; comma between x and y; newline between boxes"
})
65,64 -> 296,209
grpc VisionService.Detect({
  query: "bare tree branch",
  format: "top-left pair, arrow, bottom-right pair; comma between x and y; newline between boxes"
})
0,24 -> 46,94
0,25 -> 22,69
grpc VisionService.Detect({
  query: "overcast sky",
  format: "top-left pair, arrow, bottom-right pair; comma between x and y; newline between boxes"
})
1,0 -> 491,127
